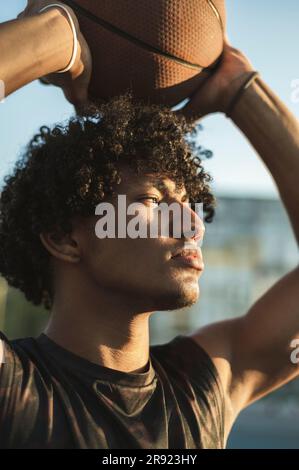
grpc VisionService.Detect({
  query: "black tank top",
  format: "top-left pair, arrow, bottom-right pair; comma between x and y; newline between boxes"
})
0,331 -> 225,449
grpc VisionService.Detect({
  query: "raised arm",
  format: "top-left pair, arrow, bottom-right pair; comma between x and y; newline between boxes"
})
179,41 -> 299,441
0,1 -> 91,107
232,75 -> 299,245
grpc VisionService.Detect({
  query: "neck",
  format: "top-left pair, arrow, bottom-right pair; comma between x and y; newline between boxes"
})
44,270 -> 153,373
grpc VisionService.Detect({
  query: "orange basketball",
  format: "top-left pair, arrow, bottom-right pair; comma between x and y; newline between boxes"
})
64,0 -> 226,106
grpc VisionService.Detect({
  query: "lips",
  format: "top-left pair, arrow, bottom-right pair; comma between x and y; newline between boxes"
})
172,248 -> 199,259
171,246 -> 204,272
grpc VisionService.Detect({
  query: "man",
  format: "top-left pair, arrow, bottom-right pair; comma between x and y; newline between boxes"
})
0,1 -> 298,449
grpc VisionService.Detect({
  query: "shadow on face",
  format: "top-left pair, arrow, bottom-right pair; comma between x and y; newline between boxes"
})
58,166 -> 205,312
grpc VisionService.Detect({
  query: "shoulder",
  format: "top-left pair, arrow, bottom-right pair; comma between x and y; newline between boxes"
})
151,333 -> 227,384
0,330 -> 21,369
188,320 -> 242,443
0,331 -> 34,385
151,334 -> 224,387
0,332 -> 57,447
0,330 -> 35,365
151,334 -> 227,446
0,331 -> 49,406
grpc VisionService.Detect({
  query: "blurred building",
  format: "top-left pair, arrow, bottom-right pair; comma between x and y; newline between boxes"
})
150,195 -> 298,342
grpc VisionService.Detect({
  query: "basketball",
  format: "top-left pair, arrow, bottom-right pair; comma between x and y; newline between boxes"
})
63,0 -> 226,106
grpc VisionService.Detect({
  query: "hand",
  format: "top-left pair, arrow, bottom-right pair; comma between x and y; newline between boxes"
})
18,1 -> 92,110
177,38 -> 255,122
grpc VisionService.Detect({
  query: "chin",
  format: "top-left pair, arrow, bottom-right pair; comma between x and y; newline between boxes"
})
154,282 -> 200,311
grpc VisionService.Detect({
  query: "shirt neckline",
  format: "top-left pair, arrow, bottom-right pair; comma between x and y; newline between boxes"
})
37,333 -> 157,388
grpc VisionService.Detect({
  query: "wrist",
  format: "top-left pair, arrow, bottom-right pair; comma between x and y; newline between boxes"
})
229,77 -> 265,126
38,7 -> 74,75
225,71 -> 259,118
219,71 -> 255,112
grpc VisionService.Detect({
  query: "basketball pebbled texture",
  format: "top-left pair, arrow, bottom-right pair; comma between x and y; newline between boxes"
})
64,0 -> 226,106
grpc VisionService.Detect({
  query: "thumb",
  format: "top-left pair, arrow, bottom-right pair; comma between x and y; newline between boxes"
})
17,9 -> 26,19
173,69 -> 215,123
17,1 -> 34,19
75,98 -> 93,116
62,86 -> 89,108
174,96 -> 205,124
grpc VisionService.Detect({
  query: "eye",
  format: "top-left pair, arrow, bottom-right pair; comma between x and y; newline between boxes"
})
181,194 -> 189,204
138,196 -> 160,205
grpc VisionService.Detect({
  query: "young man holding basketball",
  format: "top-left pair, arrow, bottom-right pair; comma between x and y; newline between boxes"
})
0,1 -> 299,449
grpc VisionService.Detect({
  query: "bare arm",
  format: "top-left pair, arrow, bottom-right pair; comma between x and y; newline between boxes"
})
181,42 -> 299,440
191,266 -> 299,441
227,76 -> 299,413
0,11 -> 72,96
0,1 -> 91,107
232,76 -> 299,245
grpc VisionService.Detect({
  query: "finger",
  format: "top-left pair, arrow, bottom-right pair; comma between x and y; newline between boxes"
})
175,90 -> 207,123
173,105 -> 204,125
75,96 -> 96,116
63,86 -> 89,109
17,1 -> 33,19
75,102 -> 89,116
39,77 -> 52,86
17,8 -> 27,18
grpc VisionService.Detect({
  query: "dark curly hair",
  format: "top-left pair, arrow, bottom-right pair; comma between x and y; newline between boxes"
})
0,92 -> 216,310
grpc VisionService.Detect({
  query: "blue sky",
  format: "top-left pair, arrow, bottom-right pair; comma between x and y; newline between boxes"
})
1,0 -> 299,197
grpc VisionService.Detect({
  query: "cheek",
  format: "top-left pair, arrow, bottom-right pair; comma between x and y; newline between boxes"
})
83,236 -> 156,283
81,215 -> 171,283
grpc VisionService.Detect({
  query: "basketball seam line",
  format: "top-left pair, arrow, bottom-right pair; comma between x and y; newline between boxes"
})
63,0 -> 221,71
207,0 -> 225,33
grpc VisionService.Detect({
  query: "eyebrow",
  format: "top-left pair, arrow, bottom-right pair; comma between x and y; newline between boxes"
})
137,177 -> 188,199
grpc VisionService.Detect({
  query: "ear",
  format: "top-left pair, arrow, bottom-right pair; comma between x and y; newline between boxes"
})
39,228 -> 81,264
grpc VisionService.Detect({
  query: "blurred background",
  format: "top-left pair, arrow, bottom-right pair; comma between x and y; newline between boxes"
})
1,0 -> 299,448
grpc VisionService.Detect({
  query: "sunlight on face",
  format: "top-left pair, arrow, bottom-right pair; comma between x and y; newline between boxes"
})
75,167 -> 205,311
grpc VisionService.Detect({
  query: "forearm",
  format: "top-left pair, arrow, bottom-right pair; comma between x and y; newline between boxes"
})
231,77 -> 299,247
0,9 -> 72,96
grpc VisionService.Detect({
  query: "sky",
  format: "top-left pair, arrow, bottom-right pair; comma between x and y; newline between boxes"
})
1,0 -> 299,198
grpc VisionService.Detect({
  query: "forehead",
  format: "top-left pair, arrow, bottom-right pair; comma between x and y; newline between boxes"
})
116,166 -> 186,195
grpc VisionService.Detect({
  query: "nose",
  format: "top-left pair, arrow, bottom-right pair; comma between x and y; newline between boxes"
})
182,202 -> 205,243
168,200 -> 205,243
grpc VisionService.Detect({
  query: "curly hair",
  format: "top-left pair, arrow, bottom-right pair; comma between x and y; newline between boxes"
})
0,91 -> 216,310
